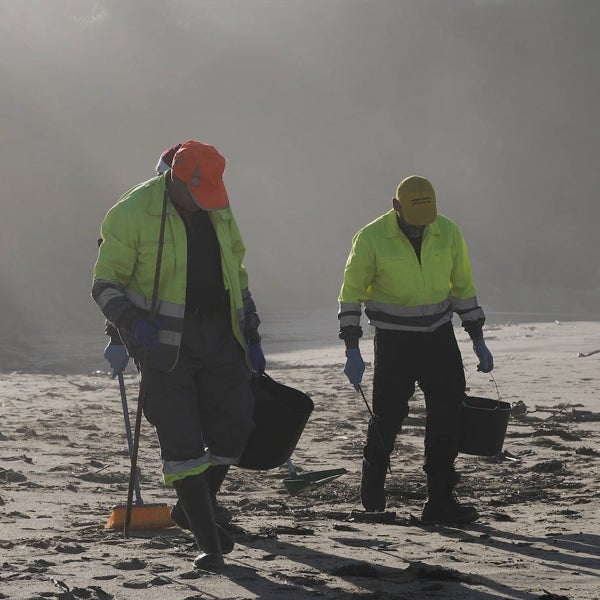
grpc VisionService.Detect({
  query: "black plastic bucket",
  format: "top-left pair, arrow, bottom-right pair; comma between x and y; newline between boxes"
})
458,395 -> 511,456
238,373 -> 314,470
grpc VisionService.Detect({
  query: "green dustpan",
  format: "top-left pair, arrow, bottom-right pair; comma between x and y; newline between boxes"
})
283,459 -> 348,496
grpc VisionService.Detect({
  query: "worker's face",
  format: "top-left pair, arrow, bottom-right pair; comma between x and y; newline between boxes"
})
392,198 -> 425,239
168,172 -> 201,212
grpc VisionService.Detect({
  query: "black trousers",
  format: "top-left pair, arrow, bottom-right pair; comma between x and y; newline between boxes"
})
143,310 -> 254,480
365,321 -> 465,475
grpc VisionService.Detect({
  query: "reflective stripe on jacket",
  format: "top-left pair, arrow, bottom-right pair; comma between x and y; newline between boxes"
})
338,210 -> 484,333
92,173 -> 250,371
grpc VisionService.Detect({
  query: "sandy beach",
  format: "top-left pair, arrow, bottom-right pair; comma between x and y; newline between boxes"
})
1,319 -> 599,599
2,1 -> 600,597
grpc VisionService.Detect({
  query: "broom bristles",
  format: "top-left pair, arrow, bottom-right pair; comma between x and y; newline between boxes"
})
105,502 -> 174,530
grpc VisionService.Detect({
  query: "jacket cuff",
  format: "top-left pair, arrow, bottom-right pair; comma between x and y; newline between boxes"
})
105,323 -> 124,345
339,325 -> 362,348
462,320 -> 484,341
115,306 -> 140,333
244,311 -> 261,344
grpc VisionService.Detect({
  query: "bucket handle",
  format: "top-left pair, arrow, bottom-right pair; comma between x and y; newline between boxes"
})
465,371 -> 502,407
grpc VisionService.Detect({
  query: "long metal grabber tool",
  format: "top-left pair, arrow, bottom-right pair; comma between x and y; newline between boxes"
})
357,384 -> 393,476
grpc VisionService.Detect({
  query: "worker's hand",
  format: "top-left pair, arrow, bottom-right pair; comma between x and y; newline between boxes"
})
248,342 -> 266,376
103,341 -> 129,378
473,339 -> 494,373
131,318 -> 162,350
344,348 -> 365,390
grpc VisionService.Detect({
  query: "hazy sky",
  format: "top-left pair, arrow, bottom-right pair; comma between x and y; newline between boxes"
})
1,0 -> 599,351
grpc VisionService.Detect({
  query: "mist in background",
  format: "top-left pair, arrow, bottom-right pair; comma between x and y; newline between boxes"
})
1,0 -> 599,372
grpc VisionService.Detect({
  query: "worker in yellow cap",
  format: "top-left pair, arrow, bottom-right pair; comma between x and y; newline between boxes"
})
338,175 -> 493,524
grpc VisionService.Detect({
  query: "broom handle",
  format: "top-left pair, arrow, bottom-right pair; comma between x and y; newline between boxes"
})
124,190 -> 169,537
118,372 -> 143,504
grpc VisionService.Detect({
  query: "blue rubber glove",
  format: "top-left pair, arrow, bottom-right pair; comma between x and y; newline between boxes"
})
249,342 -> 266,376
131,318 -> 162,350
104,342 -> 129,379
473,339 -> 494,373
344,348 -> 365,390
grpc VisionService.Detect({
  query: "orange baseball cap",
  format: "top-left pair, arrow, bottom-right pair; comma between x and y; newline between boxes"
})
171,140 -> 229,210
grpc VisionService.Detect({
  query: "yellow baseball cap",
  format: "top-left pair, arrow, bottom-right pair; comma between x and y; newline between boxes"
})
395,175 -> 437,225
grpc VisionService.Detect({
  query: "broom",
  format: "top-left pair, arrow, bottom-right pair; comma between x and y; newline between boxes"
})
106,189 -> 173,532
104,372 -> 173,530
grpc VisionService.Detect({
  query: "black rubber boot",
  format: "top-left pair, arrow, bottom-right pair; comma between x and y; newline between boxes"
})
171,465 -> 232,528
206,465 -> 233,526
206,464 -> 230,496
170,503 -> 234,553
361,415 -> 394,513
174,473 -> 231,570
421,471 -> 479,524
171,498 -> 232,529
360,458 -> 388,512
170,501 -> 190,530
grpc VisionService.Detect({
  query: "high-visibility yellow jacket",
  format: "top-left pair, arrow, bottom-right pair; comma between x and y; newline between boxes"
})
338,210 -> 484,335
92,173 -> 255,371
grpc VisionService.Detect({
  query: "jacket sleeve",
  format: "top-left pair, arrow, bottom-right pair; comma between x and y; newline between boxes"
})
229,214 -> 261,343
337,231 -> 376,344
92,204 -> 140,329
449,228 -> 485,340
228,215 -> 249,292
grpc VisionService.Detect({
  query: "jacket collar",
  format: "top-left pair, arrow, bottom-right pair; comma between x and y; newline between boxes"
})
146,173 -> 231,221
383,208 -> 440,238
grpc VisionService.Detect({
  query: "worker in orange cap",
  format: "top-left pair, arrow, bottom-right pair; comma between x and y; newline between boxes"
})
93,140 -> 265,571
102,143 -> 240,533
